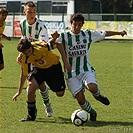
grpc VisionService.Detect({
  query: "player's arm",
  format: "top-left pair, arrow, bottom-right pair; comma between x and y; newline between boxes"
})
50,31 -> 60,43
12,74 -> 27,101
12,63 -> 28,101
32,31 -> 60,50
16,53 -> 23,65
56,42 -> 72,72
105,30 -> 127,37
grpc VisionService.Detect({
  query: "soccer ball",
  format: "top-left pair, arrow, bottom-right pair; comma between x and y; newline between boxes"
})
71,109 -> 88,126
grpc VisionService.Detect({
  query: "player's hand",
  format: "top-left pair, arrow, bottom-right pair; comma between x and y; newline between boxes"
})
51,31 -> 60,40
120,30 -> 127,37
16,55 -> 22,65
12,92 -> 20,101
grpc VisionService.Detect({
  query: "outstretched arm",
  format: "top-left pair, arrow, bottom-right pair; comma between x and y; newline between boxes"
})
105,30 -> 127,37
49,31 -> 60,43
12,74 -> 27,101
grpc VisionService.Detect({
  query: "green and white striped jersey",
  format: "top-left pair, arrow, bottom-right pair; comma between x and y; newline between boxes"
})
57,29 -> 106,79
20,18 -> 49,42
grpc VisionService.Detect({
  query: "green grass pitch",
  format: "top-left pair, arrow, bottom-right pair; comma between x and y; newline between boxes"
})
0,39 -> 132,133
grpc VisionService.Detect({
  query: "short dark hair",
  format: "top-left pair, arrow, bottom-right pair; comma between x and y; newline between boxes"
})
24,1 -> 36,8
70,13 -> 84,24
0,8 -> 8,15
17,38 -> 32,53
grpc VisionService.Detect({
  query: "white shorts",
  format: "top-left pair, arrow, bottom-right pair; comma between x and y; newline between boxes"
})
66,71 -> 98,97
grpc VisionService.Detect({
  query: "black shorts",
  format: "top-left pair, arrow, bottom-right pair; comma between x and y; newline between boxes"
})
28,62 -> 66,92
0,49 -> 4,64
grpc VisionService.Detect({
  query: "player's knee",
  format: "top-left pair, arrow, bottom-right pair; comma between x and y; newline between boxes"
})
56,91 -> 65,97
88,83 -> 98,93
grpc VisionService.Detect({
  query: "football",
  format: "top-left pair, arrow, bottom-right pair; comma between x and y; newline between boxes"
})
71,109 -> 88,126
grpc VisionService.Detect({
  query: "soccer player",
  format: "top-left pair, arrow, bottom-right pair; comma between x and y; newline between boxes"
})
0,8 -> 11,70
55,13 -> 127,122
17,1 -> 53,117
13,37 -> 70,122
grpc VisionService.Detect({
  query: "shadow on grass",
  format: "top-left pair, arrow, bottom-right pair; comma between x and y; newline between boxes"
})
86,120 -> 133,127
36,117 -> 71,124
35,117 -> 133,127
0,86 -> 21,89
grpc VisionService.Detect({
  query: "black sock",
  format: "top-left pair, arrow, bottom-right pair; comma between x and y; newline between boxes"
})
27,101 -> 36,118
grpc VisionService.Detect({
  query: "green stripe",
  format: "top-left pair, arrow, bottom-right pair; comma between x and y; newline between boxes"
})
76,57 -> 80,75
67,32 -> 72,46
35,23 -> 41,39
81,30 -> 86,36
75,35 -> 79,42
83,56 -> 88,71
75,35 -> 80,75
20,25 -> 23,35
68,57 -> 72,78
43,24 -> 47,29
23,20 -> 26,36
67,32 -> 72,78
81,30 -> 88,71
29,26 -> 32,35
87,29 -> 92,49
61,33 -> 66,54
81,30 -> 87,43
35,22 -> 39,31
35,22 -> 39,39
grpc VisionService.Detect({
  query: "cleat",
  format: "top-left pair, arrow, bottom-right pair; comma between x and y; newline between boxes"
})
19,115 -> 36,122
95,94 -> 110,105
90,111 -> 97,122
45,103 -> 53,117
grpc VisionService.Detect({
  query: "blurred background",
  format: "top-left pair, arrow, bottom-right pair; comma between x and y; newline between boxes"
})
0,0 -> 133,39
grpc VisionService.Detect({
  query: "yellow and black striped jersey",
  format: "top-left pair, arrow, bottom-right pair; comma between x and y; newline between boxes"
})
21,44 -> 59,76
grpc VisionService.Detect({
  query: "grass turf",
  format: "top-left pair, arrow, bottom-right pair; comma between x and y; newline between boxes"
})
0,39 -> 132,133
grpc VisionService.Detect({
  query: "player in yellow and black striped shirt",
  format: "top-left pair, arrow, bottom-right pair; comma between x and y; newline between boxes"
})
12,37 -> 71,122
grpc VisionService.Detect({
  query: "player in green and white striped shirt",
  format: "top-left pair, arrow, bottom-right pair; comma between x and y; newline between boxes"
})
16,1 -> 53,118
20,17 -> 48,42
56,13 -> 127,122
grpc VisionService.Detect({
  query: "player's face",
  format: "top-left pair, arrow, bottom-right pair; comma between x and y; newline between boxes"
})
0,12 -> 7,22
24,6 -> 36,21
23,47 -> 33,57
71,21 -> 83,34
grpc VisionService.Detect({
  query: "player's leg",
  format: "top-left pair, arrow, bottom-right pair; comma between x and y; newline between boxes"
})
84,71 -> 110,105
67,77 -> 97,122
20,78 -> 38,122
45,62 -> 66,97
75,90 -> 97,122
0,49 -> 4,70
26,66 -> 53,117
89,83 -> 110,105
39,82 -> 53,117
